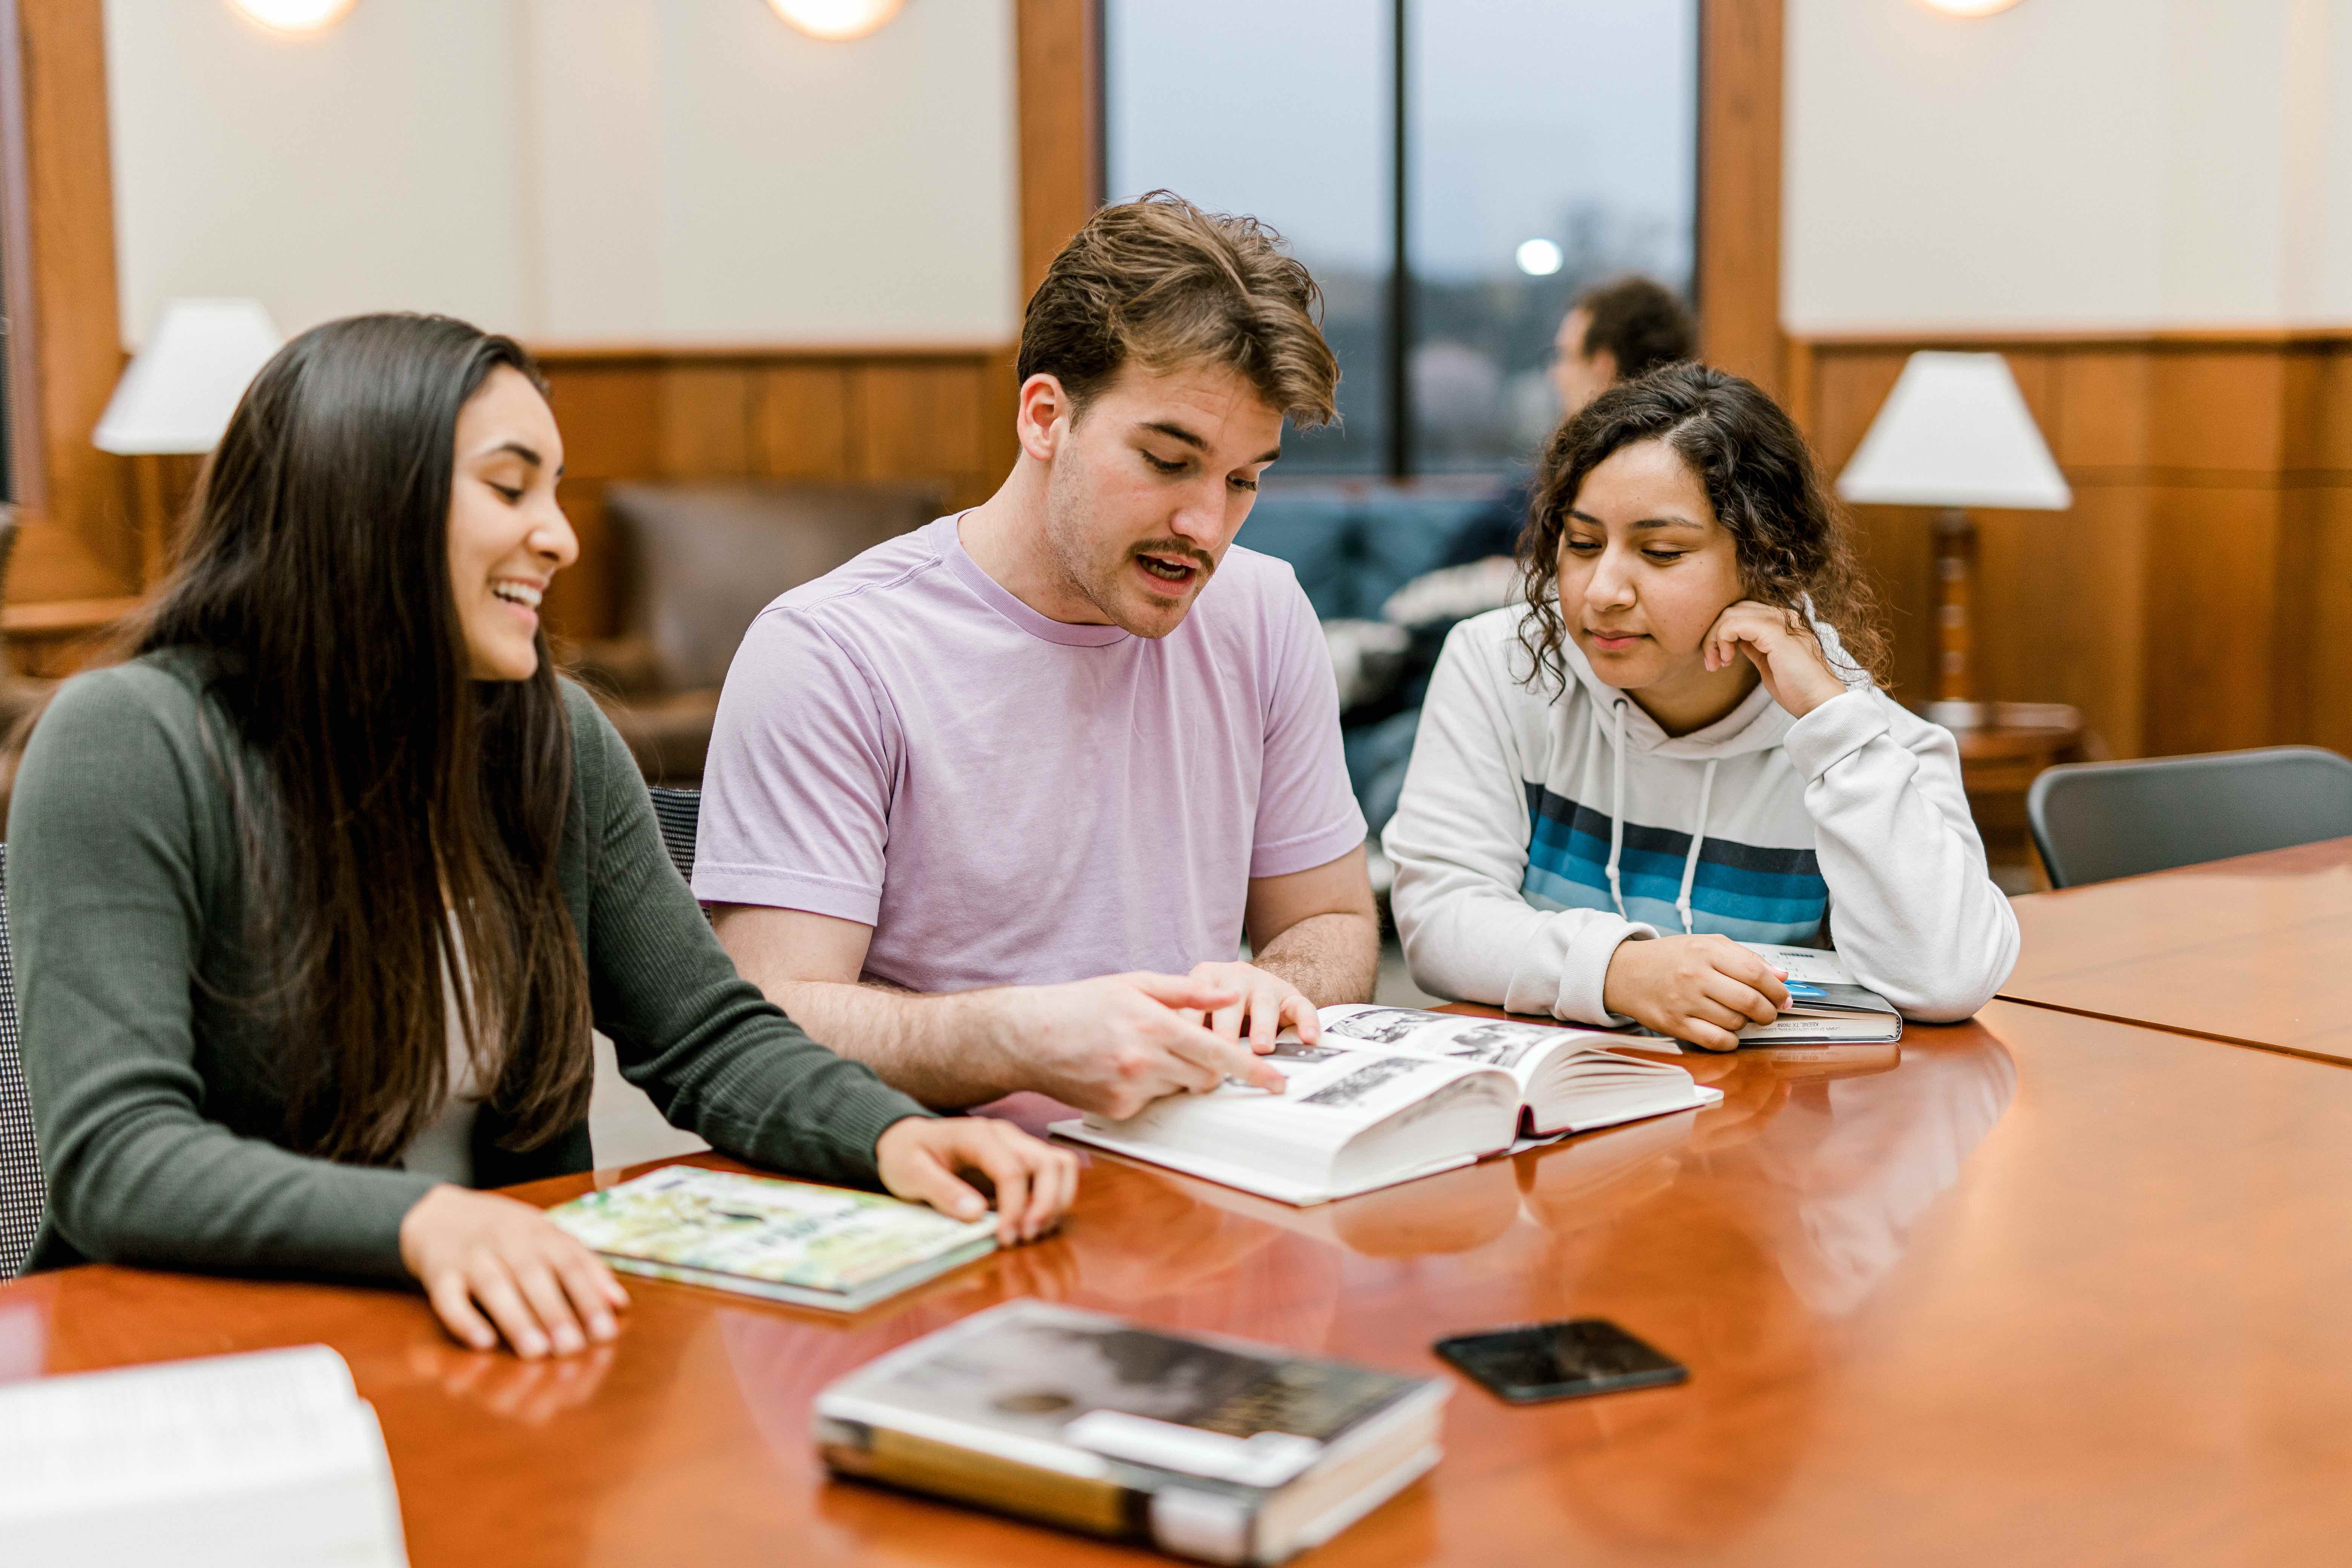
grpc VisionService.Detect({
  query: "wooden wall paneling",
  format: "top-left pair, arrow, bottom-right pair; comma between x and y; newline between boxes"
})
1973,486 -> 2151,759
1841,500 -> 1934,701
2050,349 -> 2154,473
1695,0 -> 1784,398
1014,0 -> 1099,297
539,361 -> 664,643
11,0 -> 132,605
655,365 -> 755,480
2148,348 -> 2289,475
2140,487 -> 2283,756
852,360 -> 990,507
2306,486 -> 2352,755
752,363 -> 853,480
2270,481 -> 2321,745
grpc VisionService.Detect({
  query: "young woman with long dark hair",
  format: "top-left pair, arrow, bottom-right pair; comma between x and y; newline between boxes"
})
1384,362 -> 2018,1048
9,313 -> 1075,1355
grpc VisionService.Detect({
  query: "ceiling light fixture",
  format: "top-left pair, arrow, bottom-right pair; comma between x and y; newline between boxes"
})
767,0 -> 906,43
1514,239 -> 1564,277
227,0 -> 357,35
1916,0 -> 2026,15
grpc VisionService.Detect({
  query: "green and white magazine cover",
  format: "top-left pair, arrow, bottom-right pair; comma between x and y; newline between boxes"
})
545,1165 -> 998,1311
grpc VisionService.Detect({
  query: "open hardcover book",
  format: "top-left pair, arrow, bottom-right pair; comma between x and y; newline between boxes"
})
1051,1004 -> 1719,1206
0,1345 -> 407,1568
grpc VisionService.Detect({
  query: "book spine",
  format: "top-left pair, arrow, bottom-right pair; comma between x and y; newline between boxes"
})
815,1418 -> 1258,1566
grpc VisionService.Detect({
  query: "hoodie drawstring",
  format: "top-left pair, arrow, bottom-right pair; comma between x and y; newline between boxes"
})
1597,696 -> 1718,935
1603,698 -> 1629,920
1675,759 -> 1718,936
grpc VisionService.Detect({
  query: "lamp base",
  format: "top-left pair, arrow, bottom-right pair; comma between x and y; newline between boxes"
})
1924,698 -> 1993,732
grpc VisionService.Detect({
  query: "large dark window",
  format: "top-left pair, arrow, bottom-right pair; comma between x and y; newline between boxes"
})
1103,0 -> 1698,478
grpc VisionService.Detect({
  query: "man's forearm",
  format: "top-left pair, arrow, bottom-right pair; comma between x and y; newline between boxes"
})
765,978 -> 1019,1110
1251,911 -> 1380,1007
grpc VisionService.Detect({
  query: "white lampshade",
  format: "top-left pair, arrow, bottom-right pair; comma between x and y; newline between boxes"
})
95,299 -> 284,456
1834,351 -> 2072,511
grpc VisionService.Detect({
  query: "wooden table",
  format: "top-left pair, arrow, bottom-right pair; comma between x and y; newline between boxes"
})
2004,835 -> 2352,1061
9,1001 -> 2352,1564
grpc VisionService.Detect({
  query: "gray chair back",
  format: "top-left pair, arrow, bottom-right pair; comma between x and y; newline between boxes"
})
650,786 -> 701,888
2027,746 -> 2352,888
0,845 -> 38,1277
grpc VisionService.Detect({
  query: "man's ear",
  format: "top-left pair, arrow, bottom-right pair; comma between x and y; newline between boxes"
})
1592,349 -> 1619,386
1015,373 -> 1072,462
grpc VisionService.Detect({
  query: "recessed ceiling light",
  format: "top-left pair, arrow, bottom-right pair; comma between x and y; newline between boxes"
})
1917,0 -> 2026,15
227,0 -> 357,35
767,0 -> 908,42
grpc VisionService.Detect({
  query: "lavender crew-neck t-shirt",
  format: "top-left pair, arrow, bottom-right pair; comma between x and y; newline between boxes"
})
693,516 -> 1367,994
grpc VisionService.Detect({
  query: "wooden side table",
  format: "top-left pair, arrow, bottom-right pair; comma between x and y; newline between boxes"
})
1936,701 -> 2090,890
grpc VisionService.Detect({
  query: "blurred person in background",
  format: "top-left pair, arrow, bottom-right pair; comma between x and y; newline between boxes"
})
1347,276 -> 1697,849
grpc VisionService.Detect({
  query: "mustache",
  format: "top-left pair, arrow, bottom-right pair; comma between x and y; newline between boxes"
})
1129,540 -> 1217,575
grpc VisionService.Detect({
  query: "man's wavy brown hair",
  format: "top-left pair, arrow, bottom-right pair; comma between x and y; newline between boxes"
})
1018,190 -> 1339,427
1516,361 -> 1889,693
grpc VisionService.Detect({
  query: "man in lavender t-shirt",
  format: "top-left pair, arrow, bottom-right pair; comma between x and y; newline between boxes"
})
700,195 -> 1380,1121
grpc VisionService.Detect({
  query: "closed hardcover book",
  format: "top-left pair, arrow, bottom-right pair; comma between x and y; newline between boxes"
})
544,1165 -> 998,1312
815,1300 -> 1446,1566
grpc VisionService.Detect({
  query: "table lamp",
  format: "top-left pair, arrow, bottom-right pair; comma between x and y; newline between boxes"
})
94,297 -> 283,584
1834,351 -> 2071,731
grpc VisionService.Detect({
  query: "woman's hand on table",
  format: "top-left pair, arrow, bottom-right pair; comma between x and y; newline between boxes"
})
398,1185 -> 629,1358
876,1116 -> 1080,1245
1603,934 -> 1790,1052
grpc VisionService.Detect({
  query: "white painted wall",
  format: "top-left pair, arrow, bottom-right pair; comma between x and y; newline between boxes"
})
1784,0 -> 2352,331
103,0 -> 1019,349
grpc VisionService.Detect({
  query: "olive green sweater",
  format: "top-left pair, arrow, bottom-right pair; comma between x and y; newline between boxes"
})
7,650 -> 932,1279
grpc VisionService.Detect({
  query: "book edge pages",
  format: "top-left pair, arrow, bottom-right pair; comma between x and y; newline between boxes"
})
599,1234 -> 997,1312
1527,1083 -> 1723,1138
1050,1120 -> 1489,1206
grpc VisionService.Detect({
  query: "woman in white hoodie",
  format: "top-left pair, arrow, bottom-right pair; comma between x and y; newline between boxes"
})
1384,363 -> 2017,1049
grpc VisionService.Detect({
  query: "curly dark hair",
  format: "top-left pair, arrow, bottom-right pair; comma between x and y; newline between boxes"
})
1516,361 -> 1889,693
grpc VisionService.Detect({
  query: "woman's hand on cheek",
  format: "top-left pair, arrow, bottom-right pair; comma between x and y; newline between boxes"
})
1702,600 -> 1848,718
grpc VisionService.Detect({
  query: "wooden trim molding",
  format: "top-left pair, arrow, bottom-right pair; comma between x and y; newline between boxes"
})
1014,0 -> 1099,300
9,0 -> 131,606
1696,0 -> 1784,398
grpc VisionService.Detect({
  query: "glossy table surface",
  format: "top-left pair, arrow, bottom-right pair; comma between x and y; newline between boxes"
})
10,999 -> 2352,1565
2004,836 -> 2352,1060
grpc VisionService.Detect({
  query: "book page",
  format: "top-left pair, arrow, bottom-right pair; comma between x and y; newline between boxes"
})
1312,1004 -> 1618,1089
1736,942 -> 1856,986
0,1346 -> 396,1530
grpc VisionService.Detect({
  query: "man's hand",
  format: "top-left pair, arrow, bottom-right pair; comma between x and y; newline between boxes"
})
1602,935 -> 1792,1052
398,1185 -> 629,1358
1702,599 -> 1848,719
875,1116 -> 1081,1245
1187,960 -> 1321,1052
995,971 -> 1289,1120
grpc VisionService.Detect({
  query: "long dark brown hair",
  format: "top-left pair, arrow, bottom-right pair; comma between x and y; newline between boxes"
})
1517,361 -> 1889,692
136,312 -> 591,1163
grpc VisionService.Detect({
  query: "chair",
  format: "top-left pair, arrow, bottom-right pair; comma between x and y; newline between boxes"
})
576,482 -> 940,785
649,786 -> 701,888
2026,746 -> 2352,888
0,845 -> 40,1277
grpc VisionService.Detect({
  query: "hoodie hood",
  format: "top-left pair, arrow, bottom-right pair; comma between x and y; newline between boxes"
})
1551,607 -> 1869,935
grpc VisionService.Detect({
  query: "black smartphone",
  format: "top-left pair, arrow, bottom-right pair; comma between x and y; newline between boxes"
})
1433,1318 -> 1688,1404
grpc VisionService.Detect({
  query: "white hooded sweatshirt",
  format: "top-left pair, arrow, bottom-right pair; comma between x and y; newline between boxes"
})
1383,606 -> 2018,1024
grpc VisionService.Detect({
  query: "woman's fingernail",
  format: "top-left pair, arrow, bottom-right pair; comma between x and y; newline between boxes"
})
553,1325 -> 583,1354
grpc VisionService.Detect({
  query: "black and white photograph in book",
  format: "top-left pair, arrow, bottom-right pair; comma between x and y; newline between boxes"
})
1300,1055 -> 1432,1108
1324,1008 -> 1434,1046
1436,1021 -> 1559,1067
